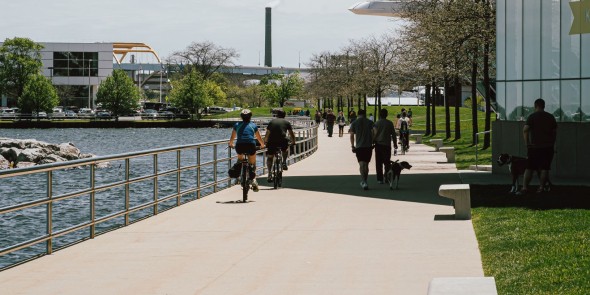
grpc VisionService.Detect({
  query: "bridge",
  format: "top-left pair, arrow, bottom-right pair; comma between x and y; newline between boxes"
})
0,124 -> 487,294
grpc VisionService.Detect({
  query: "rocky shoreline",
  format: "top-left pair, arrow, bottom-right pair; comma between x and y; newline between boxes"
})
0,138 -> 97,170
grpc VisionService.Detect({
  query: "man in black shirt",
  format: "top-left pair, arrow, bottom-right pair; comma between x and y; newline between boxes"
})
264,109 -> 296,180
519,98 -> 557,194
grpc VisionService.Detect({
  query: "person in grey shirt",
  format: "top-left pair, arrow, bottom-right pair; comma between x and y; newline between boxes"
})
373,108 -> 398,184
349,109 -> 375,190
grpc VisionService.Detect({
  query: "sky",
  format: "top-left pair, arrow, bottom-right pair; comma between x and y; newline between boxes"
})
1,0 -> 404,68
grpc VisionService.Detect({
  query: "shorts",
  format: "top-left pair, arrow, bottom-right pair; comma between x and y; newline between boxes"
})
527,147 -> 554,170
235,143 -> 257,156
355,147 -> 373,163
267,141 -> 289,154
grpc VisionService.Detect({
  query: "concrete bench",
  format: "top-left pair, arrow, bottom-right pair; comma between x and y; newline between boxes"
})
438,184 -> 471,220
430,139 -> 443,151
410,134 -> 422,144
439,147 -> 455,163
428,277 -> 497,295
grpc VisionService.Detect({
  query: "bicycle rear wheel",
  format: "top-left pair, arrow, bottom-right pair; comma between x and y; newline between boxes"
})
241,164 -> 249,202
273,158 -> 280,189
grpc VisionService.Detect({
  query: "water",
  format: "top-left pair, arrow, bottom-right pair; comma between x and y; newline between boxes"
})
0,128 -> 240,269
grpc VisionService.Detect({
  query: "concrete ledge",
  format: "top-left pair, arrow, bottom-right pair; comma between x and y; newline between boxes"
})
430,139 -> 443,151
439,147 -> 455,163
410,134 -> 422,144
469,165 -> 492,171
428,277 -> 497,295
438,184 -> 471,220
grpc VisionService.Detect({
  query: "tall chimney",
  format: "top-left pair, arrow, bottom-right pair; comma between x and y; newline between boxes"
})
265,7 -> 272,67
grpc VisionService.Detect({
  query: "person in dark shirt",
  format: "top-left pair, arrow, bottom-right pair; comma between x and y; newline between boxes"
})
349,109 -> 375,190
519,98 -> 557,194
264,109 -> 296,180
326,109 -> 337,137
373,108 -> 398,184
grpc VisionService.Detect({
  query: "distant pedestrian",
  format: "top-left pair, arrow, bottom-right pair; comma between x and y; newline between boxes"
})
349,109 -> 375,190
305,109 -> 310,117
337,111 -> 346,137
314,110 -> 321,125
326,109 -> 336,137
322,110 -> 327,130
518,98 -> 557,195
349,109 -> 357,124
373,108 -> 398,184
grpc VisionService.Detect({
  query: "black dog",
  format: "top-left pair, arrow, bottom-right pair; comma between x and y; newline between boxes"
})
386,160 -> 412,190
497,153 -> 551,193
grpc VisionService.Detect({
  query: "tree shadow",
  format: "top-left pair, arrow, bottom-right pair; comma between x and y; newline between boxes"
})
278,173 -> 464,206
471,185 -> 590,210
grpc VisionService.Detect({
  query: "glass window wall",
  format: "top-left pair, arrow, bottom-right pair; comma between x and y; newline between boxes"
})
523,81 -> 541,118
523,0 -> 541,80
496,0 -> 506,81
560,0 -> 581,79
52,51 -> 98,77
561,80 -> 580,122
582,80 -> 590,122
542,80 -> 560,120
541,0 -> 560,79
506,82 -> 522,121
505,0 -> 523,80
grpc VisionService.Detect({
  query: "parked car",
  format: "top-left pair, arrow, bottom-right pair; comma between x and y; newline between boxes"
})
95,111 -> 112,120
32,112 -> 48,119
158,110 -> 175,119
78,108 -> 94,117
64,110 -> 77,118
141,109 -> 158,119
0,108 -> 19,119
207,106 -> 228,114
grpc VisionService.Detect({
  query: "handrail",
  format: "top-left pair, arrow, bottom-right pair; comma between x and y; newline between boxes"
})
475,130 -> 492,170
0,123 -> 319,270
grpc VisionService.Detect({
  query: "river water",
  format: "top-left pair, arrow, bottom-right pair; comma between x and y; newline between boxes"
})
0,128 -> 238,269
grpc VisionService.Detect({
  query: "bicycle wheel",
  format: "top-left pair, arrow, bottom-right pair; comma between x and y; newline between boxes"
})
273,157 -> 280,189
241,163 -> 249,202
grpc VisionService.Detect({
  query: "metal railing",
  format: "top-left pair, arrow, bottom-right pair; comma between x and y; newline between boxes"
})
0,124 -> 318,270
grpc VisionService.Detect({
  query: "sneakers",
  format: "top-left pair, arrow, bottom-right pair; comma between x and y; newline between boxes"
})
251,179 -> 259,192
360,181 -> 369,190
282,164 -> 288,171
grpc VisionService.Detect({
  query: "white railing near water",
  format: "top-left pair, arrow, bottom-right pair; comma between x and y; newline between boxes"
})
0,124 -> 318,270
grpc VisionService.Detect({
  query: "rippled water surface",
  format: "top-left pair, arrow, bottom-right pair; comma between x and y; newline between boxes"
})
1,128 -> 238,269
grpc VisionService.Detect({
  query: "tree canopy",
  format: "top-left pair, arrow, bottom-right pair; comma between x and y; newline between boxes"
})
18,73 -> 59,118
168,69 -> 215,120
0,37 -> 43,99
96,69 -> 141,121
168,41 -> 239,79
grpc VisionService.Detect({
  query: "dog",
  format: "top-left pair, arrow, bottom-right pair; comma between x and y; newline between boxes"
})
386,160 -> 412,190
497,153 -> 552,193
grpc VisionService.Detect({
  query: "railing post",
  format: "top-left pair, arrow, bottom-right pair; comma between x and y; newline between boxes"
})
153,154 -> 158,215
46,171 -> 53,254
90,164 -> 96,239
213,145 -> 218,193
125,159 -> 130,226
177,150 -> 181,206
228,145 -> 232,188
196,147 -> 201,199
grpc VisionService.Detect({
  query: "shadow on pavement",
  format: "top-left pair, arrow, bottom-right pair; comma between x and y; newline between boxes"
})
268,173 -> 465,206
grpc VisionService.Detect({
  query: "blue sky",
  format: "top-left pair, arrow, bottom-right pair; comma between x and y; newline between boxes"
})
1,0 -> 403,67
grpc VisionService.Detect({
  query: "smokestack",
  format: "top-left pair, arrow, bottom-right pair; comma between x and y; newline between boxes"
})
265,7 -> 272,67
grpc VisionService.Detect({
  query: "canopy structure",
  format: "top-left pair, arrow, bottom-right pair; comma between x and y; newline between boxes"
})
348,1 -> 407,17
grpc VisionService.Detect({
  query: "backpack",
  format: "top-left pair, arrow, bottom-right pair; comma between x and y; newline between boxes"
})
400,119 -> 408,132
228,162 -> 241,178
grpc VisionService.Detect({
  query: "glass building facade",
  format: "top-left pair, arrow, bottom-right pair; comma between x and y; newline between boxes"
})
496,0 -> 590,122
494,0 -> 590,179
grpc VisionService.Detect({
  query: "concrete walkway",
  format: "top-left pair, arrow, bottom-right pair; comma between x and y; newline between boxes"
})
0,127 -> 485,295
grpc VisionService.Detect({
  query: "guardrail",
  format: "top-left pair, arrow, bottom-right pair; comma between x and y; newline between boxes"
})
0,124 -> 318,270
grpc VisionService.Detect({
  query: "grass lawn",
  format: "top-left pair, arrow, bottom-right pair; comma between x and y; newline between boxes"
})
471,185 -> 590,294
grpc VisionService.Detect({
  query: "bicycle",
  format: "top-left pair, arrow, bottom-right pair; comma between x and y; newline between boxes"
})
400,131 -> 409,155
270,149 -> 284,189
235,149 -> 258,203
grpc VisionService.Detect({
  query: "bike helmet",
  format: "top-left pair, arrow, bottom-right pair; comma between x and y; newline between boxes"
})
240,109 -> 252,121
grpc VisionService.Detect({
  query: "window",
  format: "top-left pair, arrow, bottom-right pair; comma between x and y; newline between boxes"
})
51,51 -> 98,77
523,0 -> 541,80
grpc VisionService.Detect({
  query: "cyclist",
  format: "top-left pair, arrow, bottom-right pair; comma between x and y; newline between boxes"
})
264,109 -> 296,182
396,111 -> 411,151
228,109 -> 265,192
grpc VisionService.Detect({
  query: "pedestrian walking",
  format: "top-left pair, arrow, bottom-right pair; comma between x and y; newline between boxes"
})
326,109 -> 336,137
349,109 -> 375,190
337,111 -> 346,137
373,108 -> 398,184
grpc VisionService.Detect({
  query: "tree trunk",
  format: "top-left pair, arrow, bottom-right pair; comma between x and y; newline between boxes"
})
425,84 -> 431,136
483,0 -> 492,149
444,77 -> 451,139
471,58 -> 479,146
377,86 -> 382,111
431,80 -> 437,136
454,76 -> 461,140
364,93 -> 367,111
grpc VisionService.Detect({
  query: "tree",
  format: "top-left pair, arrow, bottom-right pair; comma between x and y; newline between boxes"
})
167,69 -> 213,120
276,72 -> 305,107
18,74 -> 59,120
168,41 -> 239,79
0,37 -> 43,101
96,69 -> 141,121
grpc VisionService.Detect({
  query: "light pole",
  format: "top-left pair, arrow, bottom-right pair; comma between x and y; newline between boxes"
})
159,64 -> 163,103
88,59 -> 92,109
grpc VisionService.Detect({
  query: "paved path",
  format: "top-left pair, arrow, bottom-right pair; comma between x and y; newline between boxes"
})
0,127 -> 484,294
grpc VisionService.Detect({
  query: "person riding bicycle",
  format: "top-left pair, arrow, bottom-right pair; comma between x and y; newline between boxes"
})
228,109 -> 265,192
264,109 -> 296,182
396,111 -> 411,151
